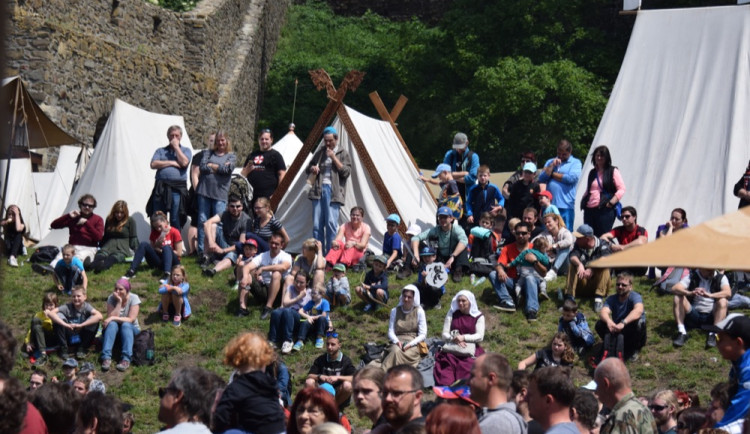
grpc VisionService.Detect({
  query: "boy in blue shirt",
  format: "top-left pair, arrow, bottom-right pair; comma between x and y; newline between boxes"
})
465,165 -> 504,226
383,214 -> 403,271
354,255 -> 389,312
53,244 -> 88,295
558,298 -> 595,354
294,285 -> 331,351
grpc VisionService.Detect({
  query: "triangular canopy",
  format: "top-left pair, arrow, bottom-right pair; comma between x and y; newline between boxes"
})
1,76 -> 78,150
272,130 -> 304,167
276,105 -> 437,253
590,206 -> 750,271
38,99 -> 193,247
573,6 -> 750,234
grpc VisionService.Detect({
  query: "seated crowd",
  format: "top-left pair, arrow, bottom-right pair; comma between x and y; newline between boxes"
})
3,130 -> 750,434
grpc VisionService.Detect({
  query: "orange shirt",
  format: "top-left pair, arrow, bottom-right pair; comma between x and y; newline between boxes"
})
497,241 -> 532,279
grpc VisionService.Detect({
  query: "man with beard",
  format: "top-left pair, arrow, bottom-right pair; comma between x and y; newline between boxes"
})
353,367 -> 387,430
372,365 -> 424,433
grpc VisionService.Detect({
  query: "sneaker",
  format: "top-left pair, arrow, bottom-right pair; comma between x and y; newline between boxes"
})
162,271 -> 171,281
116,360 -> 130,372
594,298 -> 604,313
8,256 -> 18,267
198,255 -> 210,266
539,289 -> 550,301
526,311 -> 538,322
231,281 -> 239,291
673,333 -> 689,347
162,314 -> 170,322
260,306 -> 272,320
173,315 -> 181,327
202,268 -> 216,278
452,268 -> 464,283
397,267 -> 413,279
236,308 -> 250,317
124,269 -> 136,279
101,359 -> 112,372
544,269 -> 557,282
514,285 -> 522,298
292,341 -> 304,352
76,349 -> 87,359
557,289 -> 564,301
493,301 -> 516,312
281,341 -> 293,354
32,354 -> 48,367
629,350 -> 640,362
315,338 -> 325,349
706,333 -> 717,349
433,303 -> 442,310
32,263 -> 54,275
363,303 -> 374,312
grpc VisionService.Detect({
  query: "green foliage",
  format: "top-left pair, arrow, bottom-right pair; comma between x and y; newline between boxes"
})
144,0 -> 198,12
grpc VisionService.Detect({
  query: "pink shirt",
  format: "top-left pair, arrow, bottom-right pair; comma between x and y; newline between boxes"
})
585,167 -> 626,208
343,222 -> 370,247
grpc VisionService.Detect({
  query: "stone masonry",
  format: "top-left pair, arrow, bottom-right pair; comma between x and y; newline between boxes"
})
5,0 -> 289,166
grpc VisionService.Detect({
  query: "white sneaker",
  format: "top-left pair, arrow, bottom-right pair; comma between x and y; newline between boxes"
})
281,341 -> 293,354
514,285 -> 522,298
544,270 -> 557,282
8,256 -> 18,267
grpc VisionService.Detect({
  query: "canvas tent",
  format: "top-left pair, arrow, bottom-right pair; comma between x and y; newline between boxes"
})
275,105 -> 437,253
38,99 -> 193,247
272,129 -> 304,167
573,5 -> 750,235
590,206 -> 750,270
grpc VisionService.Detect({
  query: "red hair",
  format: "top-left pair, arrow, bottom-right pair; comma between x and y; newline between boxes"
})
287,387 -> 338,434
426,403 -> 481,434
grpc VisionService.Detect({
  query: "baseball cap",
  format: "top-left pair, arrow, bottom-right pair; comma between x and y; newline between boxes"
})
332,263 -> 346,273
406,224 -> 421,236
437,206 -> 453,217
420,247 -> 436,256
79,362 -> 95,374
432,380 -> 479,406
322,126 -> 337,136
535,190 -> 553,201
522,162 -> 537,173
373,255 -> 388,265
432,163 -> 452,178
702,313 -> 750,343
319,383 -> 336,397
573,224 -> 595,238
452,132 -> 468,149
243,238 -> 258,248
386,214 -> 401,225
62,358 -> 78,369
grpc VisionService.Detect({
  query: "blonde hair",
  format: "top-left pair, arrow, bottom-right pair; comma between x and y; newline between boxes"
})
532,237 -> 550,252
302,238 -> 318,252
213,130 -> 233,153
170,265 -> 188,283
223,332 -> 274,370
71,285 -> 87,295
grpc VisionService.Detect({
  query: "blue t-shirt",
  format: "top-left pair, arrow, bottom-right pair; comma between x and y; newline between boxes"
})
302,299 -> 330,318
152,145 -> 192,181
55,256 -> 84,273
383,232 -> 402,259
604,291 -> 645,323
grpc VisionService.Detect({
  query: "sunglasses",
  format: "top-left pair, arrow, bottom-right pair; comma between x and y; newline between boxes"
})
649,404 -> 667,411
621,214 -> 633,219
616,283 -> 630,287
80,203 -> 95,209
515,231 -> 529,236
326,331 -> 339,338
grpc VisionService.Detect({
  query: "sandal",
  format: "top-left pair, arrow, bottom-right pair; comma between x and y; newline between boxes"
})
162,314 -> 170,322
173,315 -> 181,327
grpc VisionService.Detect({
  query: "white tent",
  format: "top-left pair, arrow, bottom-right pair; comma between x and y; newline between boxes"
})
38,99 -> 193,247
272,130 -> 304,167
574,5 -> 750,235
276,105 -> 437,253
0,158 -> 37,239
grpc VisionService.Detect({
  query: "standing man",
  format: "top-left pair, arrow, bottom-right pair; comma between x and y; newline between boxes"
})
469,353 -> 527,434
526,366 -> 578,433
595,358 -> 656,434
443,132 -> 480,210
373,365 -> 425,433
149,125 -> 191,230
537,139 -> 581,231
307,126 -> 352,253
595,272 -> 647,362
411,206 -> 470,282
241,129 -> 286,205
353,367 -> 387,431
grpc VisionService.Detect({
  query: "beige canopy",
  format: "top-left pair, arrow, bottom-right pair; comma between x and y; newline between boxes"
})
589,207 -> 750,271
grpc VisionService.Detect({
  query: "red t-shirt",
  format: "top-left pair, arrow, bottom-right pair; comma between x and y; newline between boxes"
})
497,241 -> 533,279
608,225 -> 647,246
149,227 -> 183,250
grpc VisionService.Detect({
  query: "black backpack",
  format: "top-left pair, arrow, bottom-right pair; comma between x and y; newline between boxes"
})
30,246 -> 59,263
132,329 -> 155,366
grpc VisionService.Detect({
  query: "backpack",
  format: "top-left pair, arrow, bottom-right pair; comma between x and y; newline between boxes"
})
229,174 -> 253,215
30,246 -> 59,263
132,329 -> 155,366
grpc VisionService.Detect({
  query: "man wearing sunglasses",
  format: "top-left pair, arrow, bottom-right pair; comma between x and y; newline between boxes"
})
46,194 -> 104,269
595,272 -> 646,362
600,206 -> 648,276
305,332 -> 356,409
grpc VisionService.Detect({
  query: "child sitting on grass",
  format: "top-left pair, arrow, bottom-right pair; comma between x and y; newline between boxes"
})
24,292 -> 60,366
294,285 -> 331,351
517,332 -> 575,371
53,244 -> 88,295
354,255 -> 389,312
233,238 -> 259,291
326,263 -> 351,307
507,236 -> 551,300
49,285 -> 102,360
415,247 -> 446,309
158,264 -> 191,327
383,214 -> 403,271
558,298 -> 595,354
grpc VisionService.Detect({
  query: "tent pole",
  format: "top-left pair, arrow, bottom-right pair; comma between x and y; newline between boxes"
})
1,79 -> 23,215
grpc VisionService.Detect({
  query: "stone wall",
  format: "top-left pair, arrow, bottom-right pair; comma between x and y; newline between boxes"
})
5,0 -> 289,167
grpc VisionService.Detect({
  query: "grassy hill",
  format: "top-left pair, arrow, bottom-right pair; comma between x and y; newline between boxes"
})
2,254 -> 745,432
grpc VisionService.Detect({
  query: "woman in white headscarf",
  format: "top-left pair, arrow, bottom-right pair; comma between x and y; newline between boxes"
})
381,285 -> 427,371
433,290 -> 485,386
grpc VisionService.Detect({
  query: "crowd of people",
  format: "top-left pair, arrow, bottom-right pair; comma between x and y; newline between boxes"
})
2,128 -> 750,434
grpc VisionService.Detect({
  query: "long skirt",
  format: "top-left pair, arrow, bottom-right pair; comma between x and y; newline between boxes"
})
382,342 -> 421,371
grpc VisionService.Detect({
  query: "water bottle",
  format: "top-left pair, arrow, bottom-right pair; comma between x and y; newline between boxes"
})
470,274 -> 476,285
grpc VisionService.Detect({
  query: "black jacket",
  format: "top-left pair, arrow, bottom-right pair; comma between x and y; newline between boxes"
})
212,370 -> 286,434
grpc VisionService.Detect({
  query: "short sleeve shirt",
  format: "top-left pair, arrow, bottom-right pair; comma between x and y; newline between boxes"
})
609,225 -> 648,245
308,352 -> 356,378
243,149 -> 286,200
383,232 -> 402,258
107,293 -> 142,330
152,145 -> 192,181
149,227 -> 183,248
302,299 -> 330,317
251,250 -> 292,284
57,302 -> 95,324
220,211 -> 251,245
604,291 -> 644,323
249,215 -> 283,243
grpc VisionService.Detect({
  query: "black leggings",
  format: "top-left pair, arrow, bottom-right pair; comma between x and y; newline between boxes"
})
4,233 -> 24,257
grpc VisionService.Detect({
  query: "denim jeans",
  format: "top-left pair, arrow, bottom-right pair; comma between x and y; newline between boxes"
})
490,271 -> 540,313
197,195 -> 227,254
130,242 -> 179,274
297,316 -> 327,342
268,308 -> 300,343
551,248 -> 570,274
559,208 -> 575,234
101,321 -> 139,362
54,263 -> 84,294
153,190 -> 182,229
312,184 -> 340,253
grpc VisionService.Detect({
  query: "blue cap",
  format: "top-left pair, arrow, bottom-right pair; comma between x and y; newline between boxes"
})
420,246 -> 436,256
386,214 -> 401,224
437,206 -> 453,217
522,162 -> 537,173
573,224 -> 595,238
319,383 -> 336,397
432,163 -> 452,178
322,126 -> 337,137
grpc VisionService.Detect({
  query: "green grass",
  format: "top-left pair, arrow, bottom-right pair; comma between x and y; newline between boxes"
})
2,256 -> 747,432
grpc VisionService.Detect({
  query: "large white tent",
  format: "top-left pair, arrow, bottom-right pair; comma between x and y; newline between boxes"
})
38,99 -> 193,247
272,130 -> 304,167
276,105 -> 437,253
574,5 -> 750,235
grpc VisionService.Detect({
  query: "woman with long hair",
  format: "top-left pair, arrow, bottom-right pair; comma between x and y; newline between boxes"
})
581,145 -> 626,236
250,197 -> 290,245
100,278 -> 140,372
89,200 -> 139,272
540,213 -> 574,287
2,204 -> 26,267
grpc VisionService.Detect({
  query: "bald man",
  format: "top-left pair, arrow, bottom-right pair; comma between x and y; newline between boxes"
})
594,358 -> 656,434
